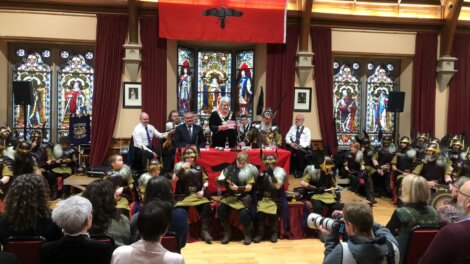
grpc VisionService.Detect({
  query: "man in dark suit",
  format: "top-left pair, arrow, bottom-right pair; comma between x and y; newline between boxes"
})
40,196 -> 114,264
174,111 -> 205,148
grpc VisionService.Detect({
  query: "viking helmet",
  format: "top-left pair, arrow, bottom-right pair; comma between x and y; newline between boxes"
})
148,158 -> 162,172
182,147 -> 197,160
17,141 -> 32,155
426,143 -> 441,154
320,156 -> 335,174
262,108 -> 274,119
400,136 -> 411,145
262,154 -> 278,167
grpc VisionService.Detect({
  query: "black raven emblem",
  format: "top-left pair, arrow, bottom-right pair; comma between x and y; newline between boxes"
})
202,6 -> 243,29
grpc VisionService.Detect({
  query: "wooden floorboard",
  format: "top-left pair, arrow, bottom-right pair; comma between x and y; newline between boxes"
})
182,175 -> 396,264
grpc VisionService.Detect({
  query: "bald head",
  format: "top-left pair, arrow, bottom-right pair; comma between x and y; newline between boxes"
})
140,112 -> 150,126
458,180 -> 470,216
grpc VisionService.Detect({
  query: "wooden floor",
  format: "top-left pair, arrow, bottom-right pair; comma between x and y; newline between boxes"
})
181,176 -> 396,264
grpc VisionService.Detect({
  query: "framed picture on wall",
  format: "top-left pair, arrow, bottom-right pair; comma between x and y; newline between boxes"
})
123,82 -> 142,108
294,87 -> 311,112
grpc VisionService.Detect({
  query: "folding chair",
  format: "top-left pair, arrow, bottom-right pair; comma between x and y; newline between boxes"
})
403,226 -> 439,264
161,231 -> 180,253
2,236 -> 46,264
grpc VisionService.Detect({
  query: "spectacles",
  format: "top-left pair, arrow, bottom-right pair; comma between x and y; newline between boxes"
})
457,189 -> 470,198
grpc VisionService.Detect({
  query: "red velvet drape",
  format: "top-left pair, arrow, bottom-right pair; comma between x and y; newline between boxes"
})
311,26 -> 337,155
266,25 -> 299,143
89,15 -> 128,166
411,32 -> 438,135
140,16 -> 167,131
447,34 -> 470,137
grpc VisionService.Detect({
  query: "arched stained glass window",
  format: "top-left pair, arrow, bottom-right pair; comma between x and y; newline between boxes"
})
365,64 -> 395,145
177,47 -> 194,114
235,50 -> 254,118
197,51 -> 232,117
12,51 -> 52,141
57,53 -> 94,139
333,64 -> 361,149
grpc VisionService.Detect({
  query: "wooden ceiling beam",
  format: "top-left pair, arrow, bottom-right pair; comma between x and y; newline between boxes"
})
299,0 -> 313,51
440,0 -> 464,55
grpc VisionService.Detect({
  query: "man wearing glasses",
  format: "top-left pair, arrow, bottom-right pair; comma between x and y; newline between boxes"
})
420,180 -> 470,263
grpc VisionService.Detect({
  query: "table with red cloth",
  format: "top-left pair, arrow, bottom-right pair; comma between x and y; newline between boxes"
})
175,148 -> 291,194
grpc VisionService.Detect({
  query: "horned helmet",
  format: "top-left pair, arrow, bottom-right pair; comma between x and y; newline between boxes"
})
262,154 -> 278,169
450,135 -> 464,151
320,156 -> 335,175
399,136 -> 411,149
382,135 -> 393,148
17,141 -> 32,156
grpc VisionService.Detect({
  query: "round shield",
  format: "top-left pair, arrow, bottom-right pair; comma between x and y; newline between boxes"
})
430,190 -> 453,210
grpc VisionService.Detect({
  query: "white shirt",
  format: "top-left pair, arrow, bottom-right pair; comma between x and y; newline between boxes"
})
285,125 -> 311,148
111,240 -> 185,264
132,123 -> 167,153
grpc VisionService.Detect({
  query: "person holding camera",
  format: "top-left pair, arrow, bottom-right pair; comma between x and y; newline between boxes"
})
253,154 -> 287,243
300,157 -> 340,217
321,202 -> 399,264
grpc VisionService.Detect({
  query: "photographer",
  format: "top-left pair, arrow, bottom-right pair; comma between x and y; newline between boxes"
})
321,202 -> 399,264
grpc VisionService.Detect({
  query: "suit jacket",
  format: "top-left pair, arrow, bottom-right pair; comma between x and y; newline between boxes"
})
40,234 -> 114,264
174,123 -> 204,148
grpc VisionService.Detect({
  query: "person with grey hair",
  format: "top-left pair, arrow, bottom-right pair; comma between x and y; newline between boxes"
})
437,176 -> 470,225
40,196 -> 114,264
209,96 -> 237,148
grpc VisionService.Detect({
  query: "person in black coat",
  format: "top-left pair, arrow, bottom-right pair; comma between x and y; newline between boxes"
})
209,96 -> 237,148
174,111 -> 204,148
40,196 -> 114,264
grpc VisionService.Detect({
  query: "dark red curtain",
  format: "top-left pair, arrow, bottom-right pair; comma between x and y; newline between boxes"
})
311,26 -> 337,155
140,16 -> 167,131
89,15 -> 128,166
447,34 -> 470,137
266,25 -> 299,143
411,32 -> 438,135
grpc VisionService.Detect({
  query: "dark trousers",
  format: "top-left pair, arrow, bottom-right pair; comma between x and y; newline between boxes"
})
218,203 -> 252,226
162,147 -> 176,173
133,148 -> 154,172
311,199 -> 341,217
288,146 -> 307,176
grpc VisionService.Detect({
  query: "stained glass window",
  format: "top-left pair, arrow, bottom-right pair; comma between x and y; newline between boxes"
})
235,50 -> 254,117
12,51 -> 52,141
365,64 -> 395,145
177,47 -> 195,114
57,53 -> 94,139
197,51 -> 232,117
333,59 -> 398,149
333,64 -> 361,149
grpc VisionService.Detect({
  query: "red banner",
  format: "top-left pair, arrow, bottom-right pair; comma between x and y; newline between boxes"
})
158,0 -> 287,43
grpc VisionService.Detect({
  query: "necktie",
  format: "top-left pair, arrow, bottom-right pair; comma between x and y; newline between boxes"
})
145,126 -> 152,147
295,126 -> 301,145
188,126 -> 192,139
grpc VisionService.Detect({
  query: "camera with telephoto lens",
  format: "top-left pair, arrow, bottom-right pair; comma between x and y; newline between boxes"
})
307,213 -> 346,236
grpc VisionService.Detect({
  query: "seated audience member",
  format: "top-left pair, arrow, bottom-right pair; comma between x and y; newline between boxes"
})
419,180 -> 470,264
322,201 -> 399,264
437,176 -> 470,225
107,154 -> 134,217
386,175 -> 439,264
82,180 -> 131,247
40,196 -> 114,264
111,200 -> 185,264
300,157 -> 340,217
0,252 -> 19,264
131,176 -> 188,248
0,174 -> 62,242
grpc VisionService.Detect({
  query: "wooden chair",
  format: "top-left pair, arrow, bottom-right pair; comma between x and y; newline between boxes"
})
161,231 -> 180,253
403,226 -> 439,264
2,236 -> 46,264
90,234 -> 115,248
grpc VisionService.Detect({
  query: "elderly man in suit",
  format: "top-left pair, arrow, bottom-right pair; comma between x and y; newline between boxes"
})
174,111 -> 205,148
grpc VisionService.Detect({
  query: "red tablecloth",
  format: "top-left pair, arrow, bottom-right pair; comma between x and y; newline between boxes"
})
176,148 -> 291,193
